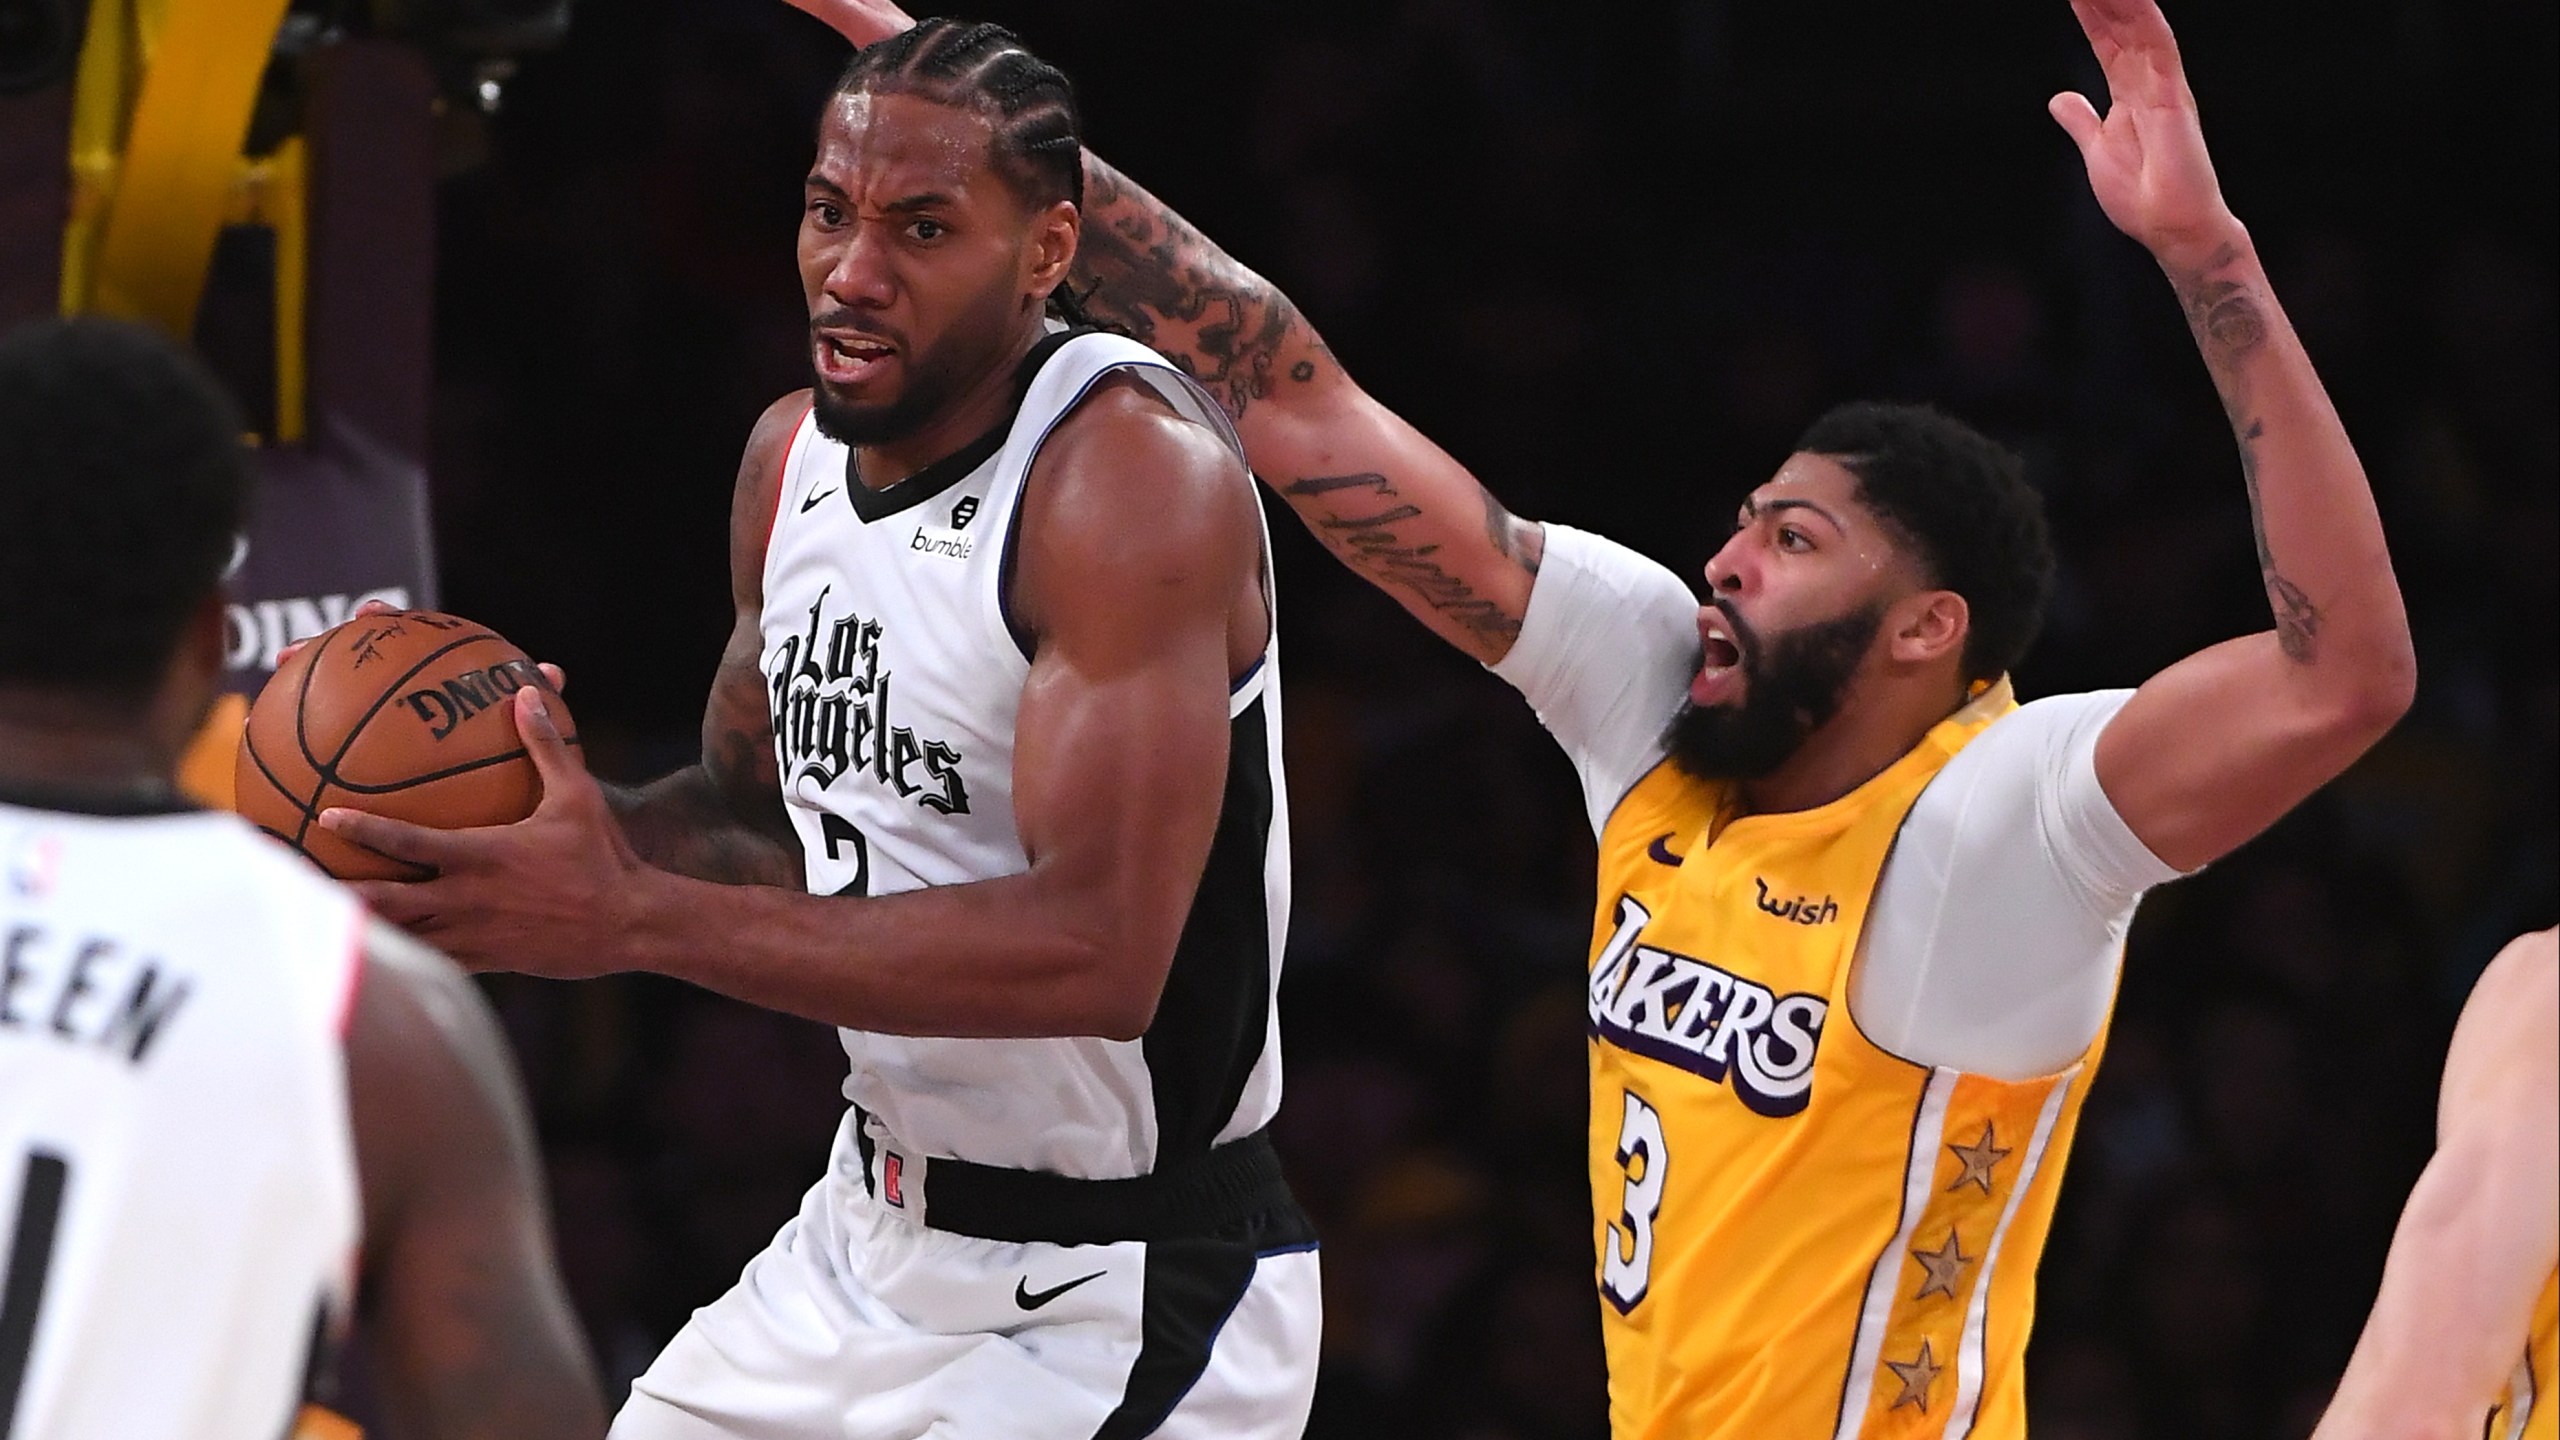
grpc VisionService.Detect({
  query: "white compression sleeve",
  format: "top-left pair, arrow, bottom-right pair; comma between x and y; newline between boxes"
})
1851,691 -> 2189,1080
1488,524 -> 1703,835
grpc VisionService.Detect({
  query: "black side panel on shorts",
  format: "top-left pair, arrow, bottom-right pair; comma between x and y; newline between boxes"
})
1141,696 -> 1274,1164
1090,1237 -> 1260,1440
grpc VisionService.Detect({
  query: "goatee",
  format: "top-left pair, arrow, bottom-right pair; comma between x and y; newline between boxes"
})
1665,602 -> 1884,782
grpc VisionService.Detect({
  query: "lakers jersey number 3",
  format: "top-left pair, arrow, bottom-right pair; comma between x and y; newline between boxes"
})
1583,684 -> 2102,1439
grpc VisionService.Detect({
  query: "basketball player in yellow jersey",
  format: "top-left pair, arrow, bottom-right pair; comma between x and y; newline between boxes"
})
2314,928 -> 2558,1440
789,0 -> 2417,1431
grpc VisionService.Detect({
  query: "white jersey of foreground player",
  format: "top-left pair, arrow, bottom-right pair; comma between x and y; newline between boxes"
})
0,800 -> 362,1440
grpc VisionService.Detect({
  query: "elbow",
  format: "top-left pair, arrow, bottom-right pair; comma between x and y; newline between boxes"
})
1048,927 -> 1169,1043
1089,988 -> 1161,1044
1077,959 -> 1163,1042
2331,642 -> 2418,743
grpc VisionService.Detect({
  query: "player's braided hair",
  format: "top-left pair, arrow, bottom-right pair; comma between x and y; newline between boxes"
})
835,19 -> 1101,327
1795,402 -> 2055,686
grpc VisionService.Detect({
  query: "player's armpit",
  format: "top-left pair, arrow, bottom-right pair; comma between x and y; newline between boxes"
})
606,391 -> 806,887
1073,155 -> 1543,666
345,924 -> 606,1440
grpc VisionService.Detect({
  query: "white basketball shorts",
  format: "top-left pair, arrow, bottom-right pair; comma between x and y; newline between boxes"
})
610,1129 -> 1321,1440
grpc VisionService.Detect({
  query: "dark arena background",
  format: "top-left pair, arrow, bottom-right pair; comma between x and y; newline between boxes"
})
10,1 -> 2555,1436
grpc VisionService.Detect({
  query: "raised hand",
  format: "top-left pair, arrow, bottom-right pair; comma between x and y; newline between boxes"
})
321,686 -> 640,978
780,0 -> 916,49
2048,0 -> 2240,265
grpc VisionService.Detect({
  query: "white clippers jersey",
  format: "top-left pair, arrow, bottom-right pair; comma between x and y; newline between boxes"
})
0,796 -> 363,1440
760,329 -> 1291,1179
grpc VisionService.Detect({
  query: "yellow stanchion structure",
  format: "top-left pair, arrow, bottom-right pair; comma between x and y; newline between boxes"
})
58,0 -> 304,812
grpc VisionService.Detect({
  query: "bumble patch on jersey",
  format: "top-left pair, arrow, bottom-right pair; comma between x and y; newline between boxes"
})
908,525 -> 974,562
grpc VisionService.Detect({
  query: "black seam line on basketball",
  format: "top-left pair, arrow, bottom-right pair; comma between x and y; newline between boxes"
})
319,734 -> 582,795
287,621 -> 341,846
296,625 -> 501,840
316,632 -> 511,776
304,631 -> 514,819
240,727 -> 322,842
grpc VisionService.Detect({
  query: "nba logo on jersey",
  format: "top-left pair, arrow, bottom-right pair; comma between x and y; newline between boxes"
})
882,1152 -> 906,1208
6,831 -> 61,898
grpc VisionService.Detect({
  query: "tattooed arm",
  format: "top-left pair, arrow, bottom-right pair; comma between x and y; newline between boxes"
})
2055,0 -> 2414,872
781,0 -> 1544,664
602,391 -> 807,888
1069,159 -> 1546,664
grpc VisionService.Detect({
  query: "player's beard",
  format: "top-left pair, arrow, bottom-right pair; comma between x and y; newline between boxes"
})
808,272 -> 1027,449
1665,600 -> 1885,782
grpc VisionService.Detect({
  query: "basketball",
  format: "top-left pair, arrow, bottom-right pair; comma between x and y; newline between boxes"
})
233,610 -> 576,881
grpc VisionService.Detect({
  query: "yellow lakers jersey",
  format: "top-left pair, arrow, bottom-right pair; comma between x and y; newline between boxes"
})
2488,1271 -> 2558,1440
1583,682 -> 2102,1438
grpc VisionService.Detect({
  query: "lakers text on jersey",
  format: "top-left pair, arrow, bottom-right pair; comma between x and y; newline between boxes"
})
1583,684 -> 2104,1440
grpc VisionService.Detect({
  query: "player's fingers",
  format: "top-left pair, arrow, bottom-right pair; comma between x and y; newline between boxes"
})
318,806 -> 467,868
2065,0 -> 2114,65
512,687 -> 591,803
2048,93 -> 2104,154
346,878 -> 439,927
538,662 -> 567,693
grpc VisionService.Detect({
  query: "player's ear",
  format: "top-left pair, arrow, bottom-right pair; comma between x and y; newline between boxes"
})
1889,588 -> 1968,669
1025,199 -> 1078,301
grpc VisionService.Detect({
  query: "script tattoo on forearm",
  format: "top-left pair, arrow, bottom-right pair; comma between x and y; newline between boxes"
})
1072,156 -> 1321,421
1280,472 -> 1538,643
2176,245 -> 2323,662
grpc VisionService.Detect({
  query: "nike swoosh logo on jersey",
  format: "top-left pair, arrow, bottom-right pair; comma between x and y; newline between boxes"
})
800,486 -> 838,512
1014,1270 -> 1106,1311
1647,833 -> 1684,866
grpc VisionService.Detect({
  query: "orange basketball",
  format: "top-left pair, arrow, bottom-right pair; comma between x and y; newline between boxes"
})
234,610 -> 576,880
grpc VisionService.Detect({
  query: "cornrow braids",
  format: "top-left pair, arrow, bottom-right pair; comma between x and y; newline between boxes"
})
834,18 -> 1085,213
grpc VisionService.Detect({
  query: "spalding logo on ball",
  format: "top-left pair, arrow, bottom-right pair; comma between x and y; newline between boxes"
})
234,611 -> 578,880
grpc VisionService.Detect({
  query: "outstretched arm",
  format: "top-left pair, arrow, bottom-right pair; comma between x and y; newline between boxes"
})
782,0 -> 1546,665
2057,0 -> 2416,872
2313,930 -> 2559,1440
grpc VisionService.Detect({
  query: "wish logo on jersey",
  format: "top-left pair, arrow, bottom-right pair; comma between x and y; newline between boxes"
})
1586,894 -> 1827,1116
765,586 -> 970,816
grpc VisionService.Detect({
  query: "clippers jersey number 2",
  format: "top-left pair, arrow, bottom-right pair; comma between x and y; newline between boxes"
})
1602,1090 -> 1667,1313
0,1150 -> 70,1437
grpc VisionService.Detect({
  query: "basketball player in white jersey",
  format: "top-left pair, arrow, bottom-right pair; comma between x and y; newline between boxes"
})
322,21 -> 1318,1440
2315,927 -> 2558,1440
0,318 -> 603,1439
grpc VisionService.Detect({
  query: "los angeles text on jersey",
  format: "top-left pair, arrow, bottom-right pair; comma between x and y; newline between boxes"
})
0,922 -> 192,1065
1585,895 -> 1826,1117
765,585 -> 971,815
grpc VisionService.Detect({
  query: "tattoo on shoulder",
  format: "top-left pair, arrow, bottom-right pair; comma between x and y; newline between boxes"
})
1281,471 -> 1530,643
